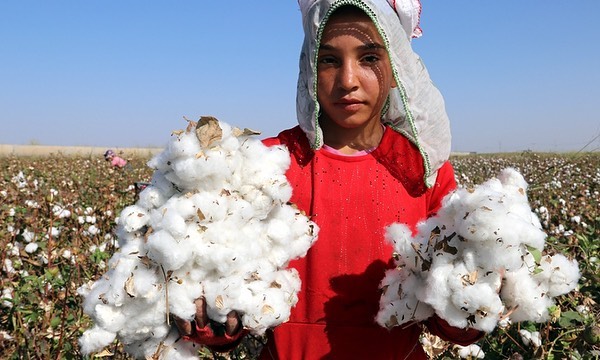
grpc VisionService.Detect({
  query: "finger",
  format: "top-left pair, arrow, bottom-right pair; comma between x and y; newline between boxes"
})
225,310 -> 242,336
194,298 -> 209,328
173,316 -> 193,336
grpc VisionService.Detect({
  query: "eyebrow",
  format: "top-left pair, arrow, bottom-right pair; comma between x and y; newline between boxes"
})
319,42 -> 386,51
361,42 -> 386,50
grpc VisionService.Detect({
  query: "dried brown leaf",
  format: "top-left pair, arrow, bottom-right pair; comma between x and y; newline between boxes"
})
215,295 -> 224,310
386,315 -> 399,328
195,116 -> 222,148
461,270 -> 478,286
124,273 -> 136,298
262,304 -> 275,314
232,127 -> 261,137
94,349 -> 114,357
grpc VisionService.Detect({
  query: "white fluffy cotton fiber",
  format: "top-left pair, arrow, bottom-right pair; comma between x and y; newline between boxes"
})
78,117 -> 318,359
377,168 -> 579,333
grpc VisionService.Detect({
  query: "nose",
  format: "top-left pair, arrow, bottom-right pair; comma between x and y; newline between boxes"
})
337,60 -> 359,91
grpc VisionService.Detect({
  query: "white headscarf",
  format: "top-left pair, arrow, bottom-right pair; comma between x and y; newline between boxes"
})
296,0 -> 451,187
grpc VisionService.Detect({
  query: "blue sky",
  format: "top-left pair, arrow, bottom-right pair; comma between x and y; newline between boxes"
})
1,1 -> 599,153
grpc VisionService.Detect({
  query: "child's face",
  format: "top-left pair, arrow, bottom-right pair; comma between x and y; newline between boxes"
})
316,8 -> 395,130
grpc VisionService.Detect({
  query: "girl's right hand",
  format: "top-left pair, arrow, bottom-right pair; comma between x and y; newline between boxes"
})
174,298 -> 246,351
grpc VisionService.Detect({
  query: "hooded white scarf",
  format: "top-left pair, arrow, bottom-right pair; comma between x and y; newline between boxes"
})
296,0 -> 451,187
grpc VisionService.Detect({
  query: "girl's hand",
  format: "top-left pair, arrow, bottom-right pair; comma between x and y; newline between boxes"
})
174,297 -> 245,350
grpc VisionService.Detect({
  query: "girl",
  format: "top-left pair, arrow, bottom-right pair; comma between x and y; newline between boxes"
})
178,1 -> 483,358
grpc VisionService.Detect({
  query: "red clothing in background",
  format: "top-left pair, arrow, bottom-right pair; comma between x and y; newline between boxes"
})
111,156 -> 127,168
259,126 -> 481,360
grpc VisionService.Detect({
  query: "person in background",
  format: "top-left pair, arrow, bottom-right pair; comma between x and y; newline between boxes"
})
103,149 -> 128,168
177,1 -> 485,358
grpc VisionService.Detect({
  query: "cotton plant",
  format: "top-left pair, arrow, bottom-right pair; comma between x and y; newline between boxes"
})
455,344 -> 485,359
377,168 -> 580,333
78,117 -> 318,359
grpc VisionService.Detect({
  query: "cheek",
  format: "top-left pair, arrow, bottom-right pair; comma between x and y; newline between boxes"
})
363,66 -> 386,98
316,72 -> 334,100
370,65 -> 395,97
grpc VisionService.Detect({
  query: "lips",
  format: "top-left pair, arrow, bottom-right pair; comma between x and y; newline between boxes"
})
335,99 -> 363,112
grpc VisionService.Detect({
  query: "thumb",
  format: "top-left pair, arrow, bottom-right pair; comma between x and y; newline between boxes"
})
225,311 -> 242,336
194,298 -> 209,328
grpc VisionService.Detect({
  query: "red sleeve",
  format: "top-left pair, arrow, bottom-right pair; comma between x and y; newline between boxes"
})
426,161 -> 457,217
182,322 -> 248,353
425,314 -> 484,346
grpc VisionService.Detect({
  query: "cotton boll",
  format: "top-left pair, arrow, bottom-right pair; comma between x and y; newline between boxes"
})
519,329 -> 542,348
456,344 -> 485,359
502,268 -> 552,322
170,154 -> 229,191
227,197 -> 255,221
238,269 -> 302,335
137,185 -> 168,210
170,195 -> 198,220
152,327 -> 201,360
152,202 -> 188,238
117,301 -> 168,342
79,325 -> 117,355
267,247 -> 294,269
377,271 -> 433,328
119,205 -> 149,232
239,185 -> 276,220
457,206 -> 504,244
261,175 -> 293,203
449,282 -> 503,332
535,254 -> 580,297
93,304 -> 127,333
191,191 -> 229,222
497,168 -> 528,193
270,268 -> 302,304
376,273 -> 404,327
202,279 -> 239,323
266,218 -> 292,245
385,223 -> 418,265
168,131 -> 202,159
241,158 -> 287,195
285,230 -> 319,263
168,279 -> 202,320
146,230 -> 191,271
469,237 -> 525,272
80,118 -> 317,357
220,131 -> 242,152
419,263 -> 453,314
149,172 -> 177,200
84,255 -> 140,309
24,242 -> 38,253
198,226 -> 244,275
163,158 -> 196,189
147,147 -> 173,172
247,287 -> 293,335
380,167 -> 581,334
130,265 -> 162,301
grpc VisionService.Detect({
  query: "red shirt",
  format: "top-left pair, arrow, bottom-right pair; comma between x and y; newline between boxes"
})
259,126 -> 481,359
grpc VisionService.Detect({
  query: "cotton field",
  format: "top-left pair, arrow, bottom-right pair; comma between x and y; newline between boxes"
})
0,150 -> 598,359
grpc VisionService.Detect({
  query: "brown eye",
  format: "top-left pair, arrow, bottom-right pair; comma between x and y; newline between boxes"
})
362,54 -> 380,64
318,55 -> 338,65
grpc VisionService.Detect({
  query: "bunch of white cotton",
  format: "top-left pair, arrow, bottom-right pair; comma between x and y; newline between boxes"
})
376,168 -> 579,333
78,117 -> 318,359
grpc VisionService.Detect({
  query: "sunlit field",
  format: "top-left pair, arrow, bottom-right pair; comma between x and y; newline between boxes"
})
1,152 -> 598,359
